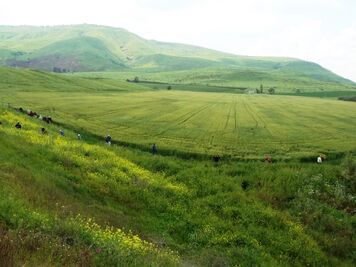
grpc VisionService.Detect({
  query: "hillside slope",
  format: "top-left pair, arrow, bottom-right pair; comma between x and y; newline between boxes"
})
0,24 -> 354,88
0,67 -> 147,92
0,107 -> 355,266
0,109 -> 180,266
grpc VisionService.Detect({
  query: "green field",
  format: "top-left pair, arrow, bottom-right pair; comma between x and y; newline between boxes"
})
3,87 -> 356,160
1,67 -> 356,266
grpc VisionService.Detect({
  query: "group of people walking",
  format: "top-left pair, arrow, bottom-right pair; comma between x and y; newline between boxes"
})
12,119 -> 160,155
11,107 -> 325,162
12,120 -> 326,162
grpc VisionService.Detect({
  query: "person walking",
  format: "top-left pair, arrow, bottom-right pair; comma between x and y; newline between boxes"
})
105,134 -> 112,145
77,133 -> 81,140
152,143 -> 158,155
15,122 -> 22,129
60,129 -> 65,136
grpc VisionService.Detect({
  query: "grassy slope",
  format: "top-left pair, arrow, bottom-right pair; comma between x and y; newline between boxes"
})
8,36 -> 127,72
0,67 -> 148,92
0,105 -> 355,266
0,24 -> 354,91
0,110 -> 179,266
0,67 -> 355,265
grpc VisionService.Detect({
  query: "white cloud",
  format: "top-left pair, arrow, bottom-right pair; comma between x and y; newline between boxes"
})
0,0 -> 355,82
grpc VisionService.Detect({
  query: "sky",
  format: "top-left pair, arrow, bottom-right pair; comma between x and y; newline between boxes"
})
0,0 -> 355,82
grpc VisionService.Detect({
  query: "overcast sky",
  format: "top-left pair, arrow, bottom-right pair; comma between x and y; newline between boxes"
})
1,0 -> 355,82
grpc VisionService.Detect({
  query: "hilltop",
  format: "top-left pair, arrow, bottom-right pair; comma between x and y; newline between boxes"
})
0,24 -> 355,92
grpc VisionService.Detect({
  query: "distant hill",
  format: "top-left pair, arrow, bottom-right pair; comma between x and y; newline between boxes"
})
0,24 -> 355,88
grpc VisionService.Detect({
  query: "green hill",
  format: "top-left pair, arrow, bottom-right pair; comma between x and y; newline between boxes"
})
0,67 -> 146,92
6,36 -> 126,72
0,24 -> 354,91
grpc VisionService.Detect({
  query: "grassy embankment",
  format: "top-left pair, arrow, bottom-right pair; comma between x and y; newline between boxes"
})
0,67 -> 355,265
0,104 -> 355,266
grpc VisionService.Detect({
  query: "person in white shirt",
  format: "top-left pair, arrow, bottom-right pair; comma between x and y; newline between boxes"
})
317,155 -> 322,164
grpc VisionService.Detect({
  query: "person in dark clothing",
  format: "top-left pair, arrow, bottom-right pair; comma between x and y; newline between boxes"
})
60,129 -> 65,136
213,155 -> 221,162
152,144 -> 158,155
105,135 -> 112,145
41,127 -> 47,135
15,122 -> 22,129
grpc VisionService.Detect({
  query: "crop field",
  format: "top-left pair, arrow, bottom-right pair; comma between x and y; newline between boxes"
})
1,67 -> 356,266
3,89 -> 356,159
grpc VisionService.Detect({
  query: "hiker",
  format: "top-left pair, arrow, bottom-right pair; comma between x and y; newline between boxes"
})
105,134 -> 112,145
213,155 -> 221,162
43,116 -> 52,124
264,154 -> 272,163
15,122 -> 22,129
77,133 -> 81,140
41,127 -> 47,135
152,143 -> 157,155
60,129 -> 65,136
317,155 -> 323,164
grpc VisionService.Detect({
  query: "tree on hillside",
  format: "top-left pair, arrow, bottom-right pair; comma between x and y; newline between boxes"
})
133,76 -> 140,83
268,88 -> 275,94
167,85 -> 172,90
53,67 -> 61,73
260,84 -> 264,94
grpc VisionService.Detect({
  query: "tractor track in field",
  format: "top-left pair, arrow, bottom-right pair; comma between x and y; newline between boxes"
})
245,100 -> 274,137
234,100 -> 237,132
241,97 -> 259,129
234,96 -> 242,140
176,102 -> 216,127
178,100 -> 225,143
153,100 -> 218,137
87,99 -> 170,119
233,97 -> 239,133
242,97 -> 273,137
224,102 -> 233,130
151,106 -> 207,137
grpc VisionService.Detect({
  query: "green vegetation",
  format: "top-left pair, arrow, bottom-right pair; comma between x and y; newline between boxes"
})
338,96 -> 356,102
0,65 -> 355,266
0,24 -> 355,92
0,104 -> 355,266
2,68 -> 356,159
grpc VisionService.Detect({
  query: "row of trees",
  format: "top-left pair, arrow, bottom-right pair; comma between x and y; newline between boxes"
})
126,76 -> 140,83
126,77 -> 173,90
256,84 -> 276,94
53,67 -> 71,73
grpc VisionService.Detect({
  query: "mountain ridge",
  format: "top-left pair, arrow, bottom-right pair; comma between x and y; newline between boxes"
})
0,24 -> 354,86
